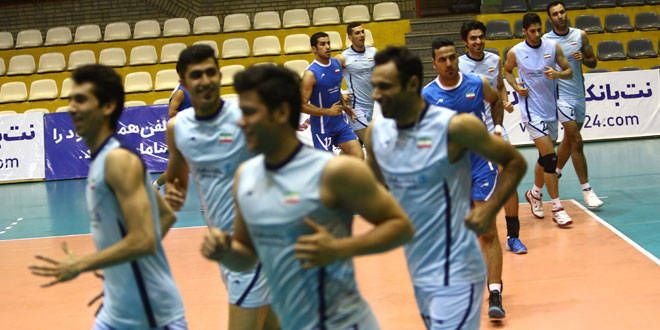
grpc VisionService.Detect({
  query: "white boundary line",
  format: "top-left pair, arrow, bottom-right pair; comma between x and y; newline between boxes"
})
570,199 -> 660,266
0,225 -> 207,243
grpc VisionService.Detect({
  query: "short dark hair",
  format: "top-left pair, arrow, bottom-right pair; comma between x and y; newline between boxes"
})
234,65 -> 301,130
460,21 -> 487,42
522,13 -> 542,29
374,46 -> 424,94
346,22 -> 362,36
546,1 -> 565,15
431,38 -> 455,59
310,32 -> 329,47
176,44 -> 217,78
72,64 -> 124,129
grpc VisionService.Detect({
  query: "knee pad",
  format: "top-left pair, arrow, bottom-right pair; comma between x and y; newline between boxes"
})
537,153 -> 557,174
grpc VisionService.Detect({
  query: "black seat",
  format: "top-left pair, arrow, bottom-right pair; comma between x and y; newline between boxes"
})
529,0 -> 552,11
597,40 -> 626,61
484,48 -> 500,57
575,15 -> 603,33
588,0 -> 616,7
616,0 -> 645,5
500,0 -> 528,12
513,20 -> 524,38
605,14 -> 634,33
588,68 -> 610,73
635,12 -> 659,31
486,20 -> 513,40
563,0 -> 588,9
618,66 -> 641,71
627,39 -> 657,59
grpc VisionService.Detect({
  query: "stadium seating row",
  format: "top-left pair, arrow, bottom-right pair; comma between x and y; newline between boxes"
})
0,3 -> 398,49
500,0 -> 659,12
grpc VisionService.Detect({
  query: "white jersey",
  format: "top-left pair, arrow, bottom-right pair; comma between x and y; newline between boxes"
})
87,137 -> 185,328
342,46 -> 377,112
511,39 -> 559,122
173,99 -> 252,232
370,105 -> 486,287
459,52 -> 500,132
543,28 -> 585,101
236,145 -> 377,329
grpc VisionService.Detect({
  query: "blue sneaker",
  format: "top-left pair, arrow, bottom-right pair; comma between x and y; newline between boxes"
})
507,237 -> 528,254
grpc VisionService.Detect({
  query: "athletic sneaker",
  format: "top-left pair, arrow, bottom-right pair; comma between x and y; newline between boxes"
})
488,290 -> 506,319
552,207 -> 573,227
525,189 -> 544,219
583,189 -> 604,210
506,237 -> 528,254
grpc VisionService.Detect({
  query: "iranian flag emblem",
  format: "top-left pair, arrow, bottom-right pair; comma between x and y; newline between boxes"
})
543,53 -> 551,59
417,137 -> 432,149
283,192 -> 300,204
466,92 -> 476,99
219,132 -> 233,143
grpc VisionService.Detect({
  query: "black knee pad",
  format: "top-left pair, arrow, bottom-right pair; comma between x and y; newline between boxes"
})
537,153 -> 557,174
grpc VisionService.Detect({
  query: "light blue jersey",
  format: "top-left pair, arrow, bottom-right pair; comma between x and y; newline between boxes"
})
370,105 -> 486,289
236,145 -> 378,330
458,52 -> 500,133
342,46 -> 377,128
543,28 -> 585,101
511,39 -> 559,123
173,99 -> 270,308
86,137 -> 185,329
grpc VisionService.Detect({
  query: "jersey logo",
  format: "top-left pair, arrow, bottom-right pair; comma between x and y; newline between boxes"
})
570,42 -> 578,46
417,137 -> 432,149
283,192 -> 300,204
543,53 -> 551,59
334,69 -> 340,73
466,92 -> 476,99
487,67 -> 495,73
219,132 -> 233,144
435,98 -> 444,104
321,73 -> 326,78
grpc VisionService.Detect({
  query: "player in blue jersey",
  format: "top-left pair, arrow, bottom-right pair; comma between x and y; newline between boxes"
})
423,36 -> 522,320
301,32 -> 363,158
545,1 -> 604,209
504,13 -> 574,227
29,64 -> 187,329
160,45 -> 278,330
201,65 -> 414,330
365,46 -> 526,330
336,22 -> 378,142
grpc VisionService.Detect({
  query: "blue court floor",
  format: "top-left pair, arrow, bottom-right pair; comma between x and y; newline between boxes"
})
1,138 -> 659,259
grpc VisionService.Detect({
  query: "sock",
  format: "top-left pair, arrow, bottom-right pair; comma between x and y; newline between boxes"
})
552,198 -> 562,209
505,216 -> 520,238
489,283 -> 502,293
556,168 -> 562,176
581,183 -> 592,191
532,185 -> 542,197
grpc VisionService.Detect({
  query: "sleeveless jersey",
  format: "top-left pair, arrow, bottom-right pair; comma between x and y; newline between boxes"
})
458,52 -> 501,133
307,58 -> 350,134
511,39 -> 559,122
422,73 -> 495,178
173,99 -> 252,232
169,84 -> 192,112
236,145 -> 376,329
370,105 -> 486,287
87,137 -> 185,328
342,46 -> 377,112
543,28 -> 585,101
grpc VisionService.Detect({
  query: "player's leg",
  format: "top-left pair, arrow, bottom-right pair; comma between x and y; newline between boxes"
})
571,106 -> 604,209
524,121 -> 550,219
336,123 -> 364,159
555,100 -> 576,177
228,305 -> 274,330
223,265 -> 277,330
350,107 -> 370,143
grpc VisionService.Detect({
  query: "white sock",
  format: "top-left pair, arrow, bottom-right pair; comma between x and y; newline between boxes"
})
552,198 -> 562,209
532,185 -> 543,197
581,183 -> 592,191
556,168 -> 562,176
489,283 -> 502,293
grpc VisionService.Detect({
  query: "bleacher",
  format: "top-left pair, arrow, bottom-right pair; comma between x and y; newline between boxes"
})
0,2 -> 409,113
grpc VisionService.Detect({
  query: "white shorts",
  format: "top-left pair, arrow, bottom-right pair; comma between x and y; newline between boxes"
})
94,316 -> 188,330
350,107 -> 373,131
220,263 -> 271,308
414,280 -> 485,330
526,119 -> 558,141
557,99 -> 586,124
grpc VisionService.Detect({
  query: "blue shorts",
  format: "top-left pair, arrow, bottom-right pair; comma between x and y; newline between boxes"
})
94,316 -> 188,330
415,280 -> 485,330
220,263 -> 271,308
471,166 -> 498,202
312,120 -> 358,151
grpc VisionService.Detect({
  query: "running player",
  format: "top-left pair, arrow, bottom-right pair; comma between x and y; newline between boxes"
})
504,13 -> 574,227
29,64 -> 187,329
544,0 -> 604,209
302,32 -> 363,158
336,22 -> 377,142
422,36 -> 516,320
366,46 -> 527,329
202,65 -> 414,329
161,45 -> 277,330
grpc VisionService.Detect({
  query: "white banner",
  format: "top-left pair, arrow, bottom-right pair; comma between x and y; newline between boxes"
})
503,69 -> 660,145
0,113 -> 46,182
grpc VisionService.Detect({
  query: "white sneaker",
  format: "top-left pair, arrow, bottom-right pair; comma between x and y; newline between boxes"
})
583,189 -> 604,210
525,189 -> 544,218
552,207 -> 573,227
